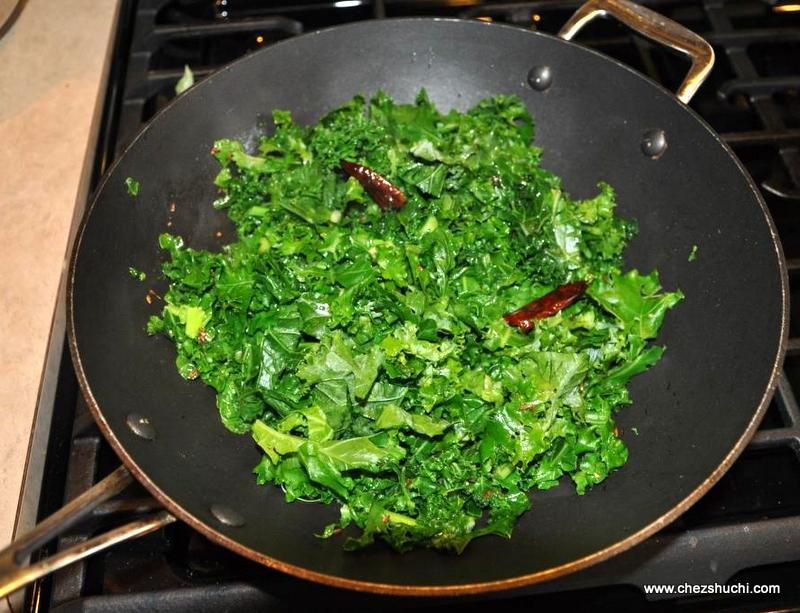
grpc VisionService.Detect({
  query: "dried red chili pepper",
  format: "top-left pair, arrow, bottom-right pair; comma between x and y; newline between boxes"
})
341,160 -> 406,210
503,280 -> 588,333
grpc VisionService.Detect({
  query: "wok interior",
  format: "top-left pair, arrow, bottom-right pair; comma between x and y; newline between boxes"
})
70,20 -> 785,589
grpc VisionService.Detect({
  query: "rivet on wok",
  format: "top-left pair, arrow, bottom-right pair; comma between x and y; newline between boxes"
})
126,413 -> 156,440
527,65 -> 552,91
641,129 -> 667,159
211,504 -> 245,527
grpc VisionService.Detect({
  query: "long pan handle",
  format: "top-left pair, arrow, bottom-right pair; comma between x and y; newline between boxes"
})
0,466 -> 175,599
559,0 -> 715,104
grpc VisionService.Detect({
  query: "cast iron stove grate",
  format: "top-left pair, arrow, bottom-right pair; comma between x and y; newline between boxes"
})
18,0 -> 800,611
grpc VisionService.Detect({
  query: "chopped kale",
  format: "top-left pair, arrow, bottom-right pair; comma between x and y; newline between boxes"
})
148,91 -> 682,553
175,64 -> 195,95
128,267 -> 146,281
125,177 -> 140,197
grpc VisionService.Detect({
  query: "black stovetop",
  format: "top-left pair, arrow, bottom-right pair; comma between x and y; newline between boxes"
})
19,1 -> 800,611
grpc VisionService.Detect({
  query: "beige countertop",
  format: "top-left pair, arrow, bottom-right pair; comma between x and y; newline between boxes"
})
0,0 -> 118,559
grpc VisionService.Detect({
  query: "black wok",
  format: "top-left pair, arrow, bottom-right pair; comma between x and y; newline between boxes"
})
0,0 -> 787,597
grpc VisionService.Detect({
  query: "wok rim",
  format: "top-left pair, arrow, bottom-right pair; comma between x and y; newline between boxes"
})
66,17 -> 790,596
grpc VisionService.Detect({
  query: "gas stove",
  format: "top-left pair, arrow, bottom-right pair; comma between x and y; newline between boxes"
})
13,1 -> 800,611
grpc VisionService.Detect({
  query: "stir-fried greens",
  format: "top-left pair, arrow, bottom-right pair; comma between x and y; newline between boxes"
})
146,91 -> 682,553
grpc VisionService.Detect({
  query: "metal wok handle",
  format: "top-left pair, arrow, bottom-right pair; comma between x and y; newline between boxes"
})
558,0 -> 715,104
0,466 -> 175,599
